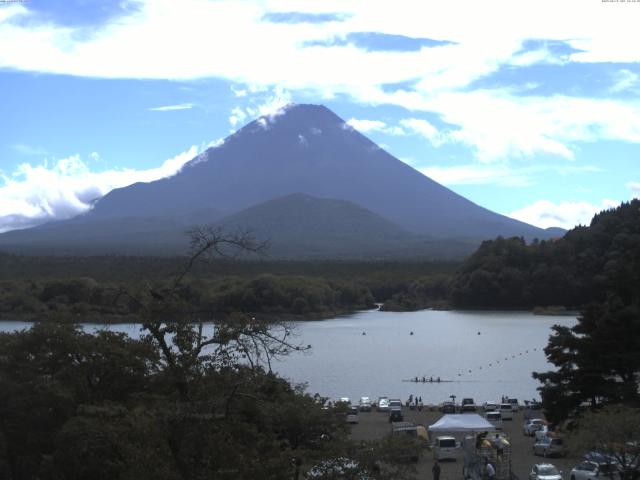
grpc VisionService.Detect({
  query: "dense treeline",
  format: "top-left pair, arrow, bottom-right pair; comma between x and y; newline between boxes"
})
0,253 -> 459,319
379,274 -> 451,311
0,274 -> 376,322
451,200 -> 640,309
518,201 -> 640,426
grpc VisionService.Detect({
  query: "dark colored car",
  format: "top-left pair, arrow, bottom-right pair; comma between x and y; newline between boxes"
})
389,408 -> 403,422
442,402 -> 456,414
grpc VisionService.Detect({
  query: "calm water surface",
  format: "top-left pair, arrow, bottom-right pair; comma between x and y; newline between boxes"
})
0,309 -> 576,405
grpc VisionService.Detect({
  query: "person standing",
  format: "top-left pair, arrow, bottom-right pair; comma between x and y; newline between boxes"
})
485,459 -> 496,480
432,459 -> 441,480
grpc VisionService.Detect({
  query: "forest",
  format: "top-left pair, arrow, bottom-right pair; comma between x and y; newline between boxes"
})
0,252 -> 457,321
450,200 -> 640,310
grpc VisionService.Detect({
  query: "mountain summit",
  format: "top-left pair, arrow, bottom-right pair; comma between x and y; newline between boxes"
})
0,104 -> 558,257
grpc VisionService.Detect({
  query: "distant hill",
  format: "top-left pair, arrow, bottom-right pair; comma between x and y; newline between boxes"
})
0,103 -> 561,257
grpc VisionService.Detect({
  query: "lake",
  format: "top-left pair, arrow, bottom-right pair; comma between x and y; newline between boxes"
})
0,309 -> 576,405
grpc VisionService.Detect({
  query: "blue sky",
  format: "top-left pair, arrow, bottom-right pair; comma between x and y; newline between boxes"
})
1,0 -> 640,233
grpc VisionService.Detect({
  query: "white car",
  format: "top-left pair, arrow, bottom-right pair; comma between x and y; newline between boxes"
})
486,411 -> 503,430
530,463 -> 563,480
484,401 -> 498,412
535,426 -> 550,442
499,403 -> 514,420
533,437 -> 566,457
508,398 -> 520,412
434,436 -> 459,461
377,397 -> 390,412
346,406 -> 359,424
570,461 -> 619,480
524,419 -> 547,436
358,396 -> 372,412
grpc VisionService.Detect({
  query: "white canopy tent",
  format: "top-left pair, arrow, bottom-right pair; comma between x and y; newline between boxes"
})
428,414 -> 495,441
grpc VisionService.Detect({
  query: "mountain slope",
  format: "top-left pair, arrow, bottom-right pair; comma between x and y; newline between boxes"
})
0,104 -> 559,257
87,104 -> 551,239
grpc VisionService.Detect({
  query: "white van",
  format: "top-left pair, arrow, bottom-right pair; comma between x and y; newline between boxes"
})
507,398 -> 519,412
486,411 -> 503,430
499,403 -> 513,420
434,436 -> 458,461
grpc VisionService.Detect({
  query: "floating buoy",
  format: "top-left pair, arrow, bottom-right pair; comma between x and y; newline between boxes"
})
410,331 -> 414,335
477,331 -> 481,335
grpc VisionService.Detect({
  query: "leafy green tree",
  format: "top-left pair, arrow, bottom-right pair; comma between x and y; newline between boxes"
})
533,301 -> 640,424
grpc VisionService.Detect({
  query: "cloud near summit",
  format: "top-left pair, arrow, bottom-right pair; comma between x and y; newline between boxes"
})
0,146 -> 202,233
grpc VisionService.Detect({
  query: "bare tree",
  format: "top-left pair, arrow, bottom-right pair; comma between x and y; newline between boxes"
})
118,226 -> 307,399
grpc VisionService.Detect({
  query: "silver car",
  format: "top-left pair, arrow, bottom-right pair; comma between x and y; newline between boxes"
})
524,418 -> 546,436
570,461 -> 620,480
533,437 -> 566,457
377,397 -> 390,412
530,463 -> 563,480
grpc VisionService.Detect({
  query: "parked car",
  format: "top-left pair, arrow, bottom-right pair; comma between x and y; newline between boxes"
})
434,436 -> 459,461
389,407 -> 403,422
389,399 -> 403,410
530,463 -> 563,480
338,397 -> 351,405
508,398 -> 520,412
499,403 -> 514,420
535,426 -> 550,442
442,402 -> 456,414
359,396 -> 372,412
461,398 -> 477,412
486,411 -> 503,430
378,397 -> 390,412
346,406 -> 359,424
533,437 -> 566,457
524,419 -> 547,436
584,452 -> 619,465
484,401 -> 498,412
570,461 -> 620,480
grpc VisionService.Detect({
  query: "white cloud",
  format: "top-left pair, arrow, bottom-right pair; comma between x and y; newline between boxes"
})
399,118 -> 444,146
229,106 -> 248,126
255,86 -> 292,117
508,199 -> 620,230
420,164 -> 535,188
231,85 -> 248,97
627,181 -> 640,198
1,0 -> 640,164
0,145 -> 204,233
610,69 -> 639,93
11,144 -> 48,156
148,103 -> 193,111
346,118 -> 406,136
420,163 -> 602,188
346,118 -> 387,133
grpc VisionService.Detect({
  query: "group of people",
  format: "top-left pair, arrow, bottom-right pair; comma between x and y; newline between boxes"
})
432,458 -> 495,480
413,375 -> 441,383
406,394 -> 424,410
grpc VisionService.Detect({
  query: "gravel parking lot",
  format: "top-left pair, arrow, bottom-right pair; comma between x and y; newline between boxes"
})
349,407 -> 579,480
